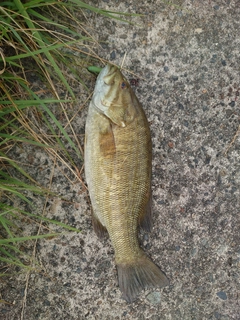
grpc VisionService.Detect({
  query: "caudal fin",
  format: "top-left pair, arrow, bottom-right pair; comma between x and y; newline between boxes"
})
117,255 -> 169,303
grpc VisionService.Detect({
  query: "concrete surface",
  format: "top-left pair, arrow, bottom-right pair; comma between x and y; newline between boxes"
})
1,0 -> 240,319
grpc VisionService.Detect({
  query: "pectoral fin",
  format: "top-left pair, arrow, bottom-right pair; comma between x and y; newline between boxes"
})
99,122 -> 116,158
105,103 -> 136,127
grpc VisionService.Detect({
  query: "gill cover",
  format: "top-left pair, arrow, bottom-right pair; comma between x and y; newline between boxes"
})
92,65 -> 137,127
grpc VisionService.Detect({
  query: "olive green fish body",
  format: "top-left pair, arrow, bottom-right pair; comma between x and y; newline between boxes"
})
84,65 -> 169,302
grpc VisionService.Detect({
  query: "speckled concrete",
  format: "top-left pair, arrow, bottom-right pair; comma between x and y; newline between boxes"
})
1,1 -> 239,319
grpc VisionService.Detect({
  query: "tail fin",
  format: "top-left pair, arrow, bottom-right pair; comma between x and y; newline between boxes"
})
117,255 -> 169,303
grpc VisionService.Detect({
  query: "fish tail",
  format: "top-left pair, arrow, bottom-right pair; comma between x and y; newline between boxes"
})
117,255 -> 169,303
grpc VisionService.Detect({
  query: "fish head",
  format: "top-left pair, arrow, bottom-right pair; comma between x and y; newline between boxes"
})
92,64 -> 136,127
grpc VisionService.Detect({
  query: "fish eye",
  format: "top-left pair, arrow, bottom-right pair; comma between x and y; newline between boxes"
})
121,82 -> 126,89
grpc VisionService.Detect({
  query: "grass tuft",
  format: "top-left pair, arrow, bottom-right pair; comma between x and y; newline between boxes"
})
0,0 -> 138,272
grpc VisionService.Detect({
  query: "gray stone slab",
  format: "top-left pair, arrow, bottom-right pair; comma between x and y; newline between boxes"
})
1,1 -> 239,319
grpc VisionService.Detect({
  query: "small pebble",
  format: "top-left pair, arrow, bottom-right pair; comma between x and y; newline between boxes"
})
191,248 -> 197,257
202,105 -> 209,111
172,75 -> 178,81
210,54 -> 217,63
110,50 -> 116,60
75,267 -> 82,274
164,66 -> 169,72
146,291 -> 161,304
43,300 -> 51,306
229,101 -> 235,107
216,291 -> 227,300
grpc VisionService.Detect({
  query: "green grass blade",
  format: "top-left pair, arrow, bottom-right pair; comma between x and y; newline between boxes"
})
0,219 -> 14,238
22,84 -> 82,161
0,233 -> 59,244
13,0 -> 75,97
0,133 -> 55,148
19,209 -> 81,232
0,256 -> 31,269
4,40 -> 83,62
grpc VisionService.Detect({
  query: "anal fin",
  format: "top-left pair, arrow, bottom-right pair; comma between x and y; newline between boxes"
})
139,193 -> 152,232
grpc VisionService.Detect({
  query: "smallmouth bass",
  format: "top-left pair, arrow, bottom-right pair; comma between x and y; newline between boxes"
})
84,64 -> 169,302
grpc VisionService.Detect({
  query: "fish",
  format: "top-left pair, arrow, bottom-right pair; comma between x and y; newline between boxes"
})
84,64 -> 169,302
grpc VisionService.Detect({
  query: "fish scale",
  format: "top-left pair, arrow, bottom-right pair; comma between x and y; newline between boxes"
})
84,64 -> 169,302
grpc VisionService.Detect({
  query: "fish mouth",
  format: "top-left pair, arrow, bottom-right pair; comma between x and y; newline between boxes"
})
103,64 -> 119,85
